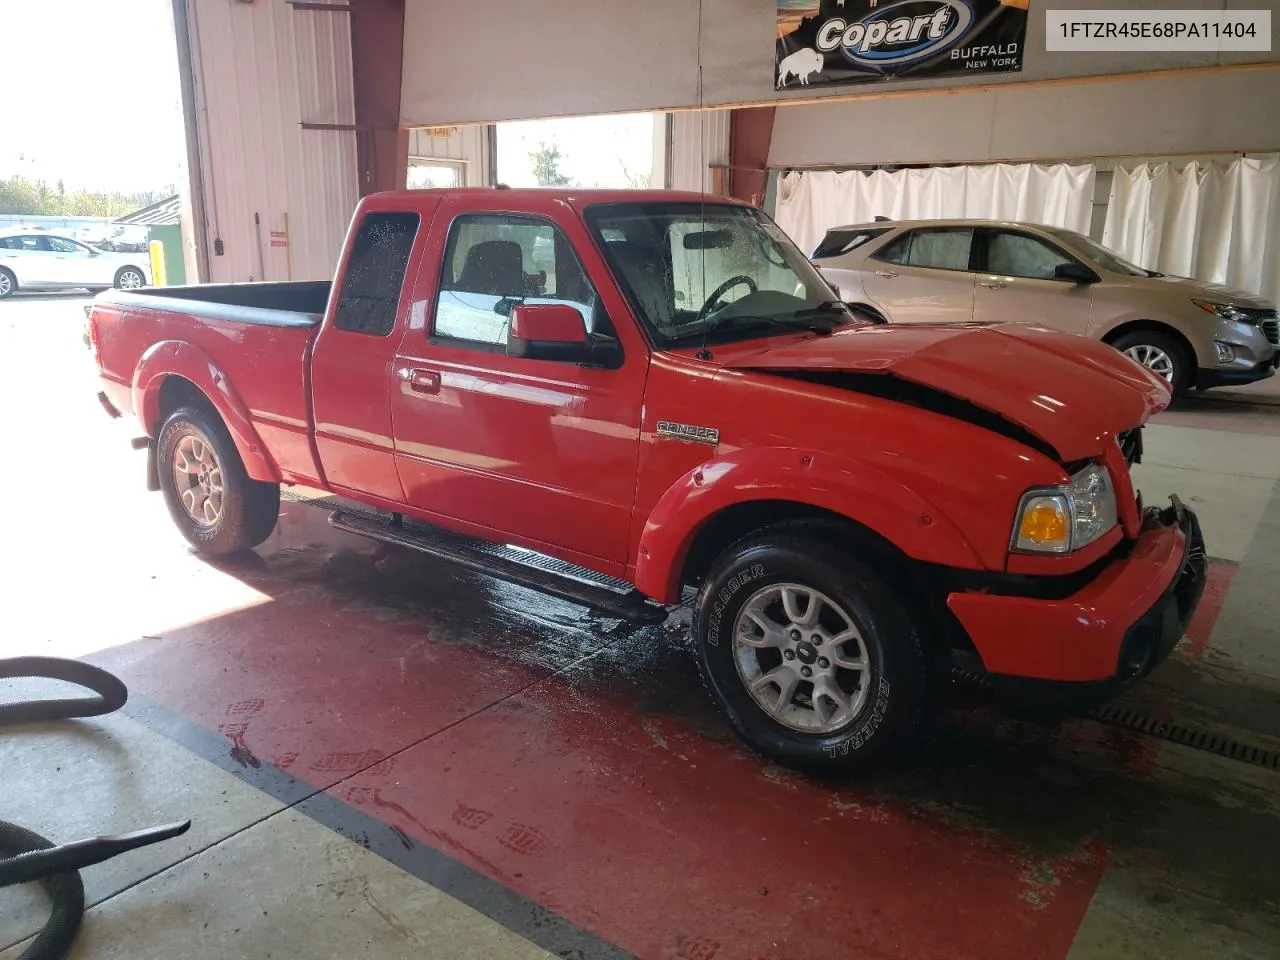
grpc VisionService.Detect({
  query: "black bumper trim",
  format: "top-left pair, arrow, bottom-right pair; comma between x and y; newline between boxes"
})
992,502 -> 1207,721
97,391 -> 121,419
1196,357 -> 1278,389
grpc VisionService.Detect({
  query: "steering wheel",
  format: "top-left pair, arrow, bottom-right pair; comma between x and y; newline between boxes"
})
695,275 -> 758,323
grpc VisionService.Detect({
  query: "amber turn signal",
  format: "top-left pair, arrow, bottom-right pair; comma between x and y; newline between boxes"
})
1015,495 -> 1070,552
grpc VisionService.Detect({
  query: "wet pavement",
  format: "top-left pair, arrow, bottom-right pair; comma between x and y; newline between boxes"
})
2,293 -> 1279,958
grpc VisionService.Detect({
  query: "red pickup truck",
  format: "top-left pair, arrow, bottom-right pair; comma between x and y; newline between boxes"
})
90,188 -> 1206,773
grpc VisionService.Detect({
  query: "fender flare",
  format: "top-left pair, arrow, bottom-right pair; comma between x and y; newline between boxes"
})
132,340 -> 280,482
633,447 -> 983,603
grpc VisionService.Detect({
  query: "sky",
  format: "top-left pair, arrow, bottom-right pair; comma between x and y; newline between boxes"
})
1,0 -> 186,193
496,114 -> 658,189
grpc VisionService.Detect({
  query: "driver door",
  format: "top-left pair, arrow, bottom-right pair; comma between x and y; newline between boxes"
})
389,197 -> 648,567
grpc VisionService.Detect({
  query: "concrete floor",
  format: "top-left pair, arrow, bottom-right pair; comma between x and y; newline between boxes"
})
2,292 -> 1279,959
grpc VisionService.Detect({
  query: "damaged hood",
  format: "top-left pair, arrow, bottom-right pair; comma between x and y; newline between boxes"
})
698,322 -> 1170,462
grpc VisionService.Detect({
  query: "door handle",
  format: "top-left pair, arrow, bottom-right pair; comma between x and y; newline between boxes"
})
401,367 -> 440,394
979,279 -> 1009,289
875,270 -> 899,278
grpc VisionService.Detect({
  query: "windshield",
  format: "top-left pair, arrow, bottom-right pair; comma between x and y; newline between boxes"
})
1046,228 -> 1156,277
584,202 -> 854,346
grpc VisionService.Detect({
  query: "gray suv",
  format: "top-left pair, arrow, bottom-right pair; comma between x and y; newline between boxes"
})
811,219 -> 1279,396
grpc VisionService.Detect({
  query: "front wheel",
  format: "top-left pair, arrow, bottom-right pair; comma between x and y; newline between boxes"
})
693,530 -> 930,776
1111,329 -> 1190,397
114,267 -> 146,290
157,406 -> 280,555
0,268 -> 15,299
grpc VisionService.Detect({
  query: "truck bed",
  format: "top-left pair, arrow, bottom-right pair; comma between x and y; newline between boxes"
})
93,281 -> 329,486
113,280 -> 331,325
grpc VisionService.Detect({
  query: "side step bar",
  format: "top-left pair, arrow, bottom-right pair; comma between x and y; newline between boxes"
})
328,509 -> 669,626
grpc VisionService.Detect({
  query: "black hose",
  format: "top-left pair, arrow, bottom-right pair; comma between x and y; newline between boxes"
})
0,657 -> 168,960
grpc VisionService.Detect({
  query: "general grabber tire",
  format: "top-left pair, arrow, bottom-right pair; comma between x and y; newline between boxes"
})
156,405 -> 280,555
694,528 -> 931,776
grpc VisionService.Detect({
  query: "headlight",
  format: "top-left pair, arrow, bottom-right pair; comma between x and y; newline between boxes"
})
1012,463 -> 1118,554
1192,299 -> 1251,324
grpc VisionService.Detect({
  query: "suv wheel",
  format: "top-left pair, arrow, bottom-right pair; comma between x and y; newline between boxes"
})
1112,329 -> 1190,396
693,528 -> 930,776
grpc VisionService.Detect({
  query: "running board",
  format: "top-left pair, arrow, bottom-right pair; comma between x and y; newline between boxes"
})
327,509 -> 668,626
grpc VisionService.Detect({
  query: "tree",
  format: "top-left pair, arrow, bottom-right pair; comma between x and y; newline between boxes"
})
529,141 -> 572,186
0,175 -> 175,217
618,156 -> 651,189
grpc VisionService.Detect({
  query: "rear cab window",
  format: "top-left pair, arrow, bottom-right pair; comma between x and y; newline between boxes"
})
333,212 -> 420,336
873,228 -> 975,272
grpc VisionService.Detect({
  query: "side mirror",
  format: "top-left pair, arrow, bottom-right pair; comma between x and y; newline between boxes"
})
507,303 -> 622,368
1054,262 -> 1099,284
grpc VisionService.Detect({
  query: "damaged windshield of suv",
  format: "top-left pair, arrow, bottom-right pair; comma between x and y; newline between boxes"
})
584,202 -> 857,346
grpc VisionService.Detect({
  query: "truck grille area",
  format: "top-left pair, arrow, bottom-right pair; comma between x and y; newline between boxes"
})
1117,426 -> 1143,467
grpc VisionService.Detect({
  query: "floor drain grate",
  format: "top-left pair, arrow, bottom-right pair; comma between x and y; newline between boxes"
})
1088,703 -> 1280,771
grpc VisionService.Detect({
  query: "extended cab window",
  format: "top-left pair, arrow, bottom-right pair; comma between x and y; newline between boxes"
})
333,212 -> 420,336
875,228 -> 974,272
433,214 -> 597,348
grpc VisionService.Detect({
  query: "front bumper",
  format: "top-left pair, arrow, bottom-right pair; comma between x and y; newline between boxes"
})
1197,353 -> 1278,389
947,500 -> 1207,715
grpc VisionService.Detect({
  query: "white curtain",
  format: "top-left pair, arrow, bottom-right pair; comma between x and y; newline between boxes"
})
1102,157 -> 1280,302
775,163 -> 1096,257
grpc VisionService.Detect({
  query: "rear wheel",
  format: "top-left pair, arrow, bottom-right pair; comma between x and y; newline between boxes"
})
0,268 -> 15,299
693,529 -> 930,776
114,267 -> 145,290
157,406 -> 279,555
1111,329 -> 1191,396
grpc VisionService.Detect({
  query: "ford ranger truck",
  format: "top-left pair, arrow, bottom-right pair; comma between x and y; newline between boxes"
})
88,188 -> 1207,774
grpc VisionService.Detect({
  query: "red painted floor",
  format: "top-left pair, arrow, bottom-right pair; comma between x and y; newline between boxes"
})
85,502 -> 1244,960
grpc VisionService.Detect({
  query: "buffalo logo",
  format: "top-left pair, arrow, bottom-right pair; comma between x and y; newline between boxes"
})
815,0 -> 975,71
777,46 -> 825,86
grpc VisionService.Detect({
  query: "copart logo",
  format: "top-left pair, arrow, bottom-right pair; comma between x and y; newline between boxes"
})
815,0 -> 974,70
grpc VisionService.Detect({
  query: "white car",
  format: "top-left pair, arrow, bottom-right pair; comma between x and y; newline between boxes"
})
0,232 -> 150,299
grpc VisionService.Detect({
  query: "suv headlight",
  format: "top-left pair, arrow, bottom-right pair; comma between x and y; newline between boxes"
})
1012,463 -> 1118,554
1192,299 -> 1251,324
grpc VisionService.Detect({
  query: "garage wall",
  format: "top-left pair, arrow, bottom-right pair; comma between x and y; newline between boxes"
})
400,0 -> 1280,125
769,66 -> 1280,168
407,127 -> 491,186
178,0 -> 359,283
669,110 -> 732,193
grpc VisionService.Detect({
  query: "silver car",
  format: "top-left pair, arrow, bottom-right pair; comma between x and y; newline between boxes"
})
0,231 -> 150,299
811,219 -> 1279,395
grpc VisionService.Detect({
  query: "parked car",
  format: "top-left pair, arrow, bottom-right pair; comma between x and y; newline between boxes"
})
88,189 -> 1205,774
0,232 -> 150,298
810,219 -> 1279,396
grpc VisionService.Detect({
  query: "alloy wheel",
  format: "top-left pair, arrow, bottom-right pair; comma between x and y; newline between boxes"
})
172,433 -> 224,527
732,582 -> 872,734
1123,343 -> 1175,382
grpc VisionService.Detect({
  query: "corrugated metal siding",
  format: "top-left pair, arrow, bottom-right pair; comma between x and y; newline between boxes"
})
407,126 -> 491,186
185,0 -> 358,282
670,109 -> 730,193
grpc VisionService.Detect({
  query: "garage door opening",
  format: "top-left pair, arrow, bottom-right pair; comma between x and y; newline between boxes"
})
495,112 -> 666,189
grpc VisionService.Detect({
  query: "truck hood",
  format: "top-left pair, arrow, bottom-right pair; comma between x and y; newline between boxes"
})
695,322 -> 1170,462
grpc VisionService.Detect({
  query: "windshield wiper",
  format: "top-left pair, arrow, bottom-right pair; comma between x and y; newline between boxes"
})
676,301 -> 849,342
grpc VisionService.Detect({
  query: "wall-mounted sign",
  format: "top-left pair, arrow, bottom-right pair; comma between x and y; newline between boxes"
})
775,0 -> 1029,90
424,126 -> 458,138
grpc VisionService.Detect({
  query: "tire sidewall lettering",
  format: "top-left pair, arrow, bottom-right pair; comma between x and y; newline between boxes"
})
706,562 -> 766,647
823,677 -> 891,758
